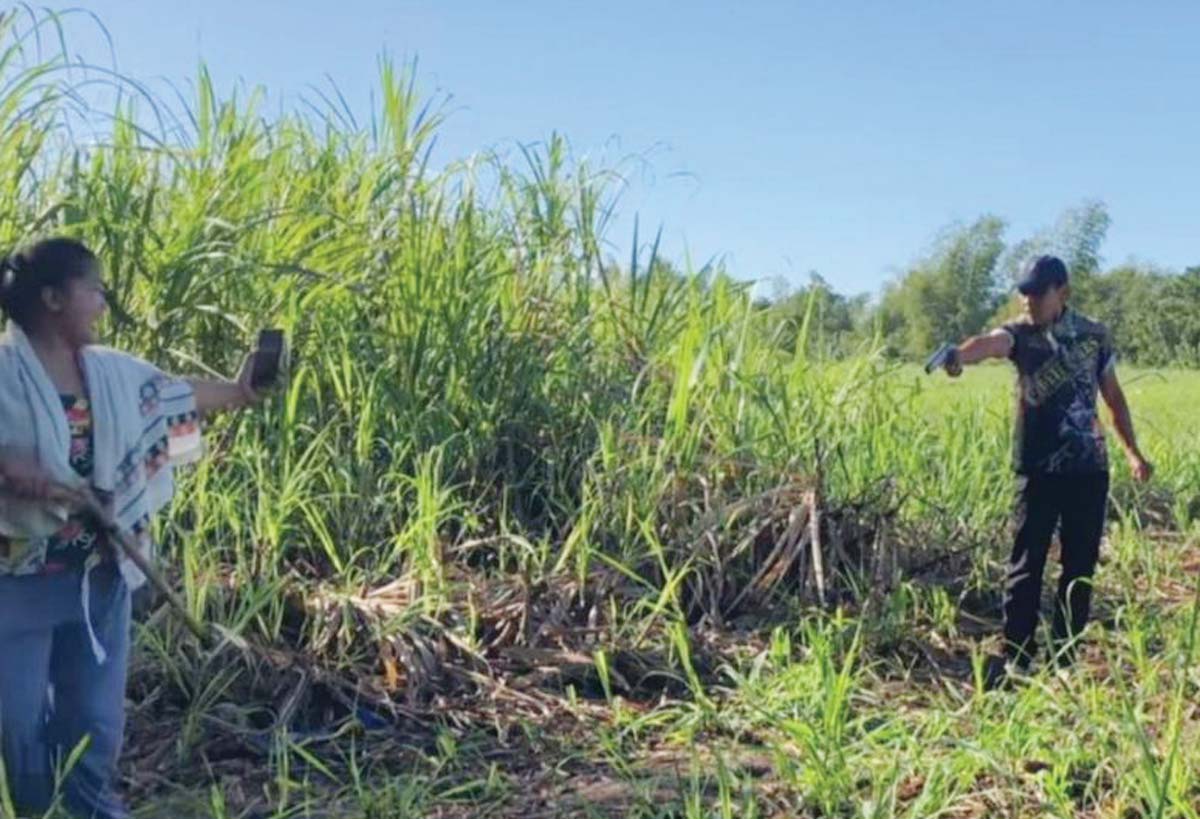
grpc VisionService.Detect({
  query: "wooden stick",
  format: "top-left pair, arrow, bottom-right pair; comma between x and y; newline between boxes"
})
0,477 -> 210,642
79,490 -> 211,643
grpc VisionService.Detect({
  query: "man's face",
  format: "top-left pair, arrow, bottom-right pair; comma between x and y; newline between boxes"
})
1021,284 -> 1068,327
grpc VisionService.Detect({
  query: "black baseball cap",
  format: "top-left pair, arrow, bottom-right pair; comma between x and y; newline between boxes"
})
1016,255 -> 1069,295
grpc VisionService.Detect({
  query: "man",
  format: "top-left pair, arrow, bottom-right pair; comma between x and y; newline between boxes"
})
940,255 -> 1152,689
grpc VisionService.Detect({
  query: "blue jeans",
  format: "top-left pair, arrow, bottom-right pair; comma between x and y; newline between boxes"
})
0,563 -> 130,819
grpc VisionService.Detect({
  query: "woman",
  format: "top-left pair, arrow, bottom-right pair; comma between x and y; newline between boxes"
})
0,237 -> 263,818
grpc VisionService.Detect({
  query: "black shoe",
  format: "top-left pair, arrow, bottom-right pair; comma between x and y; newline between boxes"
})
981,653 -> 1030,692
982,654 -> 1011,692
1049,640 -> 1079,669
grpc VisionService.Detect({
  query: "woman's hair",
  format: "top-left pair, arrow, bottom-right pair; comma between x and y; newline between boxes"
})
0,237 -> 99,329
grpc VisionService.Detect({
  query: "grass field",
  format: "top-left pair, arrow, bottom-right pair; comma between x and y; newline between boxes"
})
1,11 -> 1199,819
123,362 -> 1198,819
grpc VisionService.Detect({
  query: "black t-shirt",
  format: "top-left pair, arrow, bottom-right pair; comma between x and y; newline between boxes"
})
1001,308 -> 1116,475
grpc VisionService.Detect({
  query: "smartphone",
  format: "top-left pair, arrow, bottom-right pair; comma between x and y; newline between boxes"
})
250,329 -> 286,390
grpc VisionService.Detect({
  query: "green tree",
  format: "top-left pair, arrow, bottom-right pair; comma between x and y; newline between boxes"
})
878,216 -> 1007,357
989,201 -> 1112,330
763,273 -> 870,358
999,200 -> 1110,290
1164,267 -> 1200,365
1078,265 -> 1167,363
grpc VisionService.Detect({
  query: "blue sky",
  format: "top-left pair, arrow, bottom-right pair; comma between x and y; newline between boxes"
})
71,1 -> 1200,295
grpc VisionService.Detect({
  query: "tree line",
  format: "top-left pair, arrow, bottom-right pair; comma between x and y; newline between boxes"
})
758,202 -> 1200,367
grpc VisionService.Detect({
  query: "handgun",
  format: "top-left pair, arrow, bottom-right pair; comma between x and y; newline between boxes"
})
923,342 -> 958,375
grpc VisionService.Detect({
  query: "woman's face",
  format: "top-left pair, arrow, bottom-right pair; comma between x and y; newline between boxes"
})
44,265 -> 108,347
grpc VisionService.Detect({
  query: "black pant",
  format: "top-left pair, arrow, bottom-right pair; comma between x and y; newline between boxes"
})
1003,471 -> 1110,665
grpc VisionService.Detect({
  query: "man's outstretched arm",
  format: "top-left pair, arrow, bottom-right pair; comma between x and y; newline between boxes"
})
944,329 -> 1014,377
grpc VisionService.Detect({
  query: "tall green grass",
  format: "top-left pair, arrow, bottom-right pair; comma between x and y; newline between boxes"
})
1,10 -> 1198,818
